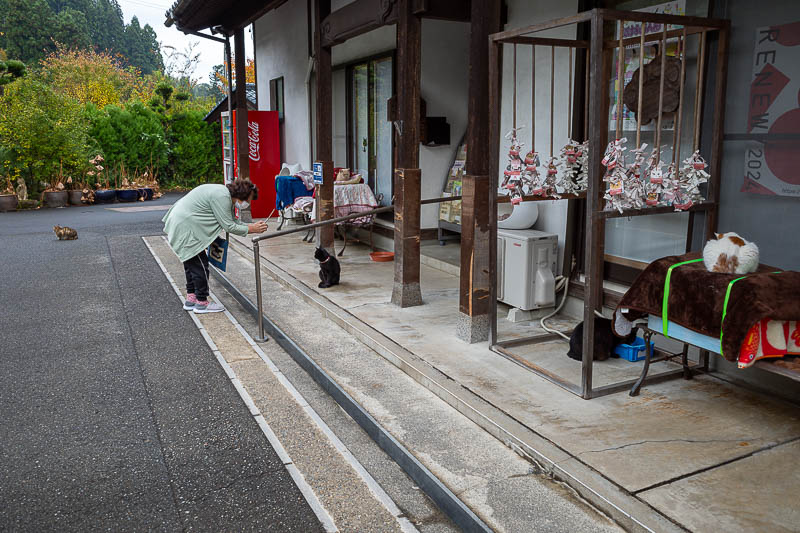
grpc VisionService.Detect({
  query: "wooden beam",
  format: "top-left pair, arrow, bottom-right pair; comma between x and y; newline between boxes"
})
321,0 -> 398,47
391,0 -> 422,308
458,0 -> 501,343
501,36 -> 588,48
413,0 -> 471,21
234,28 -> 250,181
315,0 -> 335,252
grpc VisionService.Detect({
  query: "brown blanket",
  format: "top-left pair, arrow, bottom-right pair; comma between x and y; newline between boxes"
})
614,253 -> 800,361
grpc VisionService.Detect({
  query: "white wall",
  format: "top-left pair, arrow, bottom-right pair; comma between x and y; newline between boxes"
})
420,19 -> 470,227
500,0 -> 579,273
332,69 -> 347,166
328,21 -> 470,229
254,0 -> 312,170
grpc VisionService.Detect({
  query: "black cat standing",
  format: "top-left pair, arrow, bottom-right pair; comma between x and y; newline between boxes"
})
315,247 -> 340,288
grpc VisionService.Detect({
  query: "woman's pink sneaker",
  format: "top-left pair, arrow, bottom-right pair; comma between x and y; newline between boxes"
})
183,293 -> 198,310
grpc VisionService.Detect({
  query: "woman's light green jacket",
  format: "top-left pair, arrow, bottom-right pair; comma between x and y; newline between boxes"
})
162,184 -> 248,262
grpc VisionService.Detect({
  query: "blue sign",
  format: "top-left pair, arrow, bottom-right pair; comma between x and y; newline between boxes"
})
312,162 -> 323,185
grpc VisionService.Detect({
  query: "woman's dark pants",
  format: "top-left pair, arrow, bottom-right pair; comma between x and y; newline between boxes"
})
183,251 -> 210,301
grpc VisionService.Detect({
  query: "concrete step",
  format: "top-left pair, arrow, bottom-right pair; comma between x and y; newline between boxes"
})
226,236 -> 687,533
212,237 -> 625,532
144,236 -> 443,533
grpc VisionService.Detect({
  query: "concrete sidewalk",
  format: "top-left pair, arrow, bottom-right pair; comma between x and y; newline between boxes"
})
229,221 -> 800,533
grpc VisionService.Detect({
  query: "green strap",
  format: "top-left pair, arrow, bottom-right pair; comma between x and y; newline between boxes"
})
720,271 -> 781,357
662,258 -> 704,338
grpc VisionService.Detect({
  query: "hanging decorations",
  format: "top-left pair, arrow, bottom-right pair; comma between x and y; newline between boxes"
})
627,143 -> 648,209
524,148 -> 544,196
673,150 -> 709,210
602,137 -> 629,213
502,127 -> 526,205
645,149 -> 665,206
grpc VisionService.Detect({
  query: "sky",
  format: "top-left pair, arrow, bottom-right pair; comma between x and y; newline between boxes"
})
116,0 -> 254,86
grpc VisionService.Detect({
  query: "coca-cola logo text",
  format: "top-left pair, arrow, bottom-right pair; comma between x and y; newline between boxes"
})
248,121 -> 260,162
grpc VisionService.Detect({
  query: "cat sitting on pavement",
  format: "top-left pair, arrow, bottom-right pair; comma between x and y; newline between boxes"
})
53,225 -> 78,240
315,247 -> 340,289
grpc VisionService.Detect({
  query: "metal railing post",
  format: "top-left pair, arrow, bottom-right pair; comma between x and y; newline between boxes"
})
253,240 -> 267,342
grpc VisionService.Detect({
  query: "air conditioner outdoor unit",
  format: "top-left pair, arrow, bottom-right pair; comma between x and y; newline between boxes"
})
497,228 -> 558,312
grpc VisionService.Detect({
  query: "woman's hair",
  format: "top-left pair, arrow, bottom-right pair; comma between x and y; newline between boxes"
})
226,179 -> 259,201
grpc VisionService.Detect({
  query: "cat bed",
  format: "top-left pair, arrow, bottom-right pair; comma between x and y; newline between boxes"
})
613,252 -> 800,363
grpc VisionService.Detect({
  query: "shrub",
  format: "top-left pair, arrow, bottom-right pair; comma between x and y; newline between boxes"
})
38,46 -> 153,108
86,101 -> 168,184
166,110 -> 221,187
0,78 -> 90,192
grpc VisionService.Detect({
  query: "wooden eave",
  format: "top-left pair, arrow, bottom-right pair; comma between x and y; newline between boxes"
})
165,0 -> 288,32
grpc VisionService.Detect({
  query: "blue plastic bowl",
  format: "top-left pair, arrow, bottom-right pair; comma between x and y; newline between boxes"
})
116,189 -> 139,203
94,189 -> 117,204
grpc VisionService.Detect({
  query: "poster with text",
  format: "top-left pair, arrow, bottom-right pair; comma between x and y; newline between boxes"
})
743,21 -> 800,197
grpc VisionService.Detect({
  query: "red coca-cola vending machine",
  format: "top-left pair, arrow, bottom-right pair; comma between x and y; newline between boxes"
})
221,110 -> 280,218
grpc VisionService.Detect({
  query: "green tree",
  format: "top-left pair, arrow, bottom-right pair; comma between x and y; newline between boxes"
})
0,59 -> 26,95
86,101 -> 168,181
208,64 -> 226,101
0,0 -> 57,65
0,78 -> 90,190
52,7 -> 92,51
167,110 -> 221,187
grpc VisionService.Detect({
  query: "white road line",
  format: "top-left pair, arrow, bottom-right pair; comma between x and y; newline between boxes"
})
143,237 -> 339,533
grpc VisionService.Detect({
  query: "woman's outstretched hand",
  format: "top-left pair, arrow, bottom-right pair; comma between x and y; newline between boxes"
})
248,220 -> 269,234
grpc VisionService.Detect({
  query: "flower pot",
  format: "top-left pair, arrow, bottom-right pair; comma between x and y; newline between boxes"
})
94,189 -> 116,204
0,193 -> 18,212
116,189 -> 139,203
43,190 -> 68,208
68,190 -> 83,205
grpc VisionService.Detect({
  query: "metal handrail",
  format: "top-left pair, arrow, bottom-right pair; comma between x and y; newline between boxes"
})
250,195 -> 462,341
251,195 -> 463,243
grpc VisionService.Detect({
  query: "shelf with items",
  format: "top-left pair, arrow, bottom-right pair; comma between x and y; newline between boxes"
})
488,8 -> 730,400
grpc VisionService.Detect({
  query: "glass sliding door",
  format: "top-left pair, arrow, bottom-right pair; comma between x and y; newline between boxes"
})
349,55 -> 393,206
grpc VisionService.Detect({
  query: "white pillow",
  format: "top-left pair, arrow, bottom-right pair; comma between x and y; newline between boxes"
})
280,162 -> 302,176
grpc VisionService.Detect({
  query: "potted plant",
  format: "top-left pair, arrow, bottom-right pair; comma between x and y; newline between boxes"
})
91,155 -> 115,204
0,176 -> 18,212
41,162 -> 68,208
115,162 -> 138,202
66,176 -> 84,206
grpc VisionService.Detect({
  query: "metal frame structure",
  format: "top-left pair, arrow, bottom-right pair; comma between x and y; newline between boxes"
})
487,9 -> 730,399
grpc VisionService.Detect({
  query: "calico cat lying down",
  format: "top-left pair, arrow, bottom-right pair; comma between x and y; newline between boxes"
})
567,316 -> 638,362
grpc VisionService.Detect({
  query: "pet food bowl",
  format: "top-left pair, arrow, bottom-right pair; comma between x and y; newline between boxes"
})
614,337 -> 656,362
370,252 -> 394,262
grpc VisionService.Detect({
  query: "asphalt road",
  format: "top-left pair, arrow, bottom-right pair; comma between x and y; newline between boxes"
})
0,195 -> 324,532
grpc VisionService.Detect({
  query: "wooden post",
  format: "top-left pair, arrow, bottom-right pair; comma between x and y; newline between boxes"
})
458,0 -> 502,342
706,24 -> 729,241
234,28 -> 250,181
391,0 -> 422,308
314,0 -> 335,252
488,38 -> 503,346
582,11 -> 609,399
